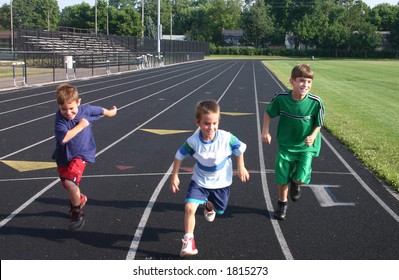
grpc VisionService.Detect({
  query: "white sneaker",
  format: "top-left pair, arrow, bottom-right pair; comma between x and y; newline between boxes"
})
180,237 -> 198,257
204,206 -> 216,222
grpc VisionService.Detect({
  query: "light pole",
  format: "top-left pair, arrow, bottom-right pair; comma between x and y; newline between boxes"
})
95,0 -> 98,35
157,0 -> 161,56
141,0 -> 144,38
10,0 -> 13,53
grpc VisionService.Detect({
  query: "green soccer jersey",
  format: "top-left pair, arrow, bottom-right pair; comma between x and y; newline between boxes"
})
266,90 -> 325,156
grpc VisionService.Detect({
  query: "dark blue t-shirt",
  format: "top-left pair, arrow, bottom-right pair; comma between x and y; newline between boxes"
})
53,104 -> 104,166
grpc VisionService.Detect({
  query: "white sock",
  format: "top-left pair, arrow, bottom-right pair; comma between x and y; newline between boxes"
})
183,233 -> 194,240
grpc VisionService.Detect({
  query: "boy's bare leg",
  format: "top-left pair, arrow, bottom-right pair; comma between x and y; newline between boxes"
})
64,180 -> 81,206
278,184 -> 289,202
184,202 -> 200,235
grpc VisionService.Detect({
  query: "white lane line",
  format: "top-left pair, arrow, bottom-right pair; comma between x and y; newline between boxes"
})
260,62 -> 399,223
253,61 -> 294,260
0,136 -> 54,160
0,179 -> 60,228
0,61 -> 235,229
125,61 -> 243,260
0,62 -> 219,131
0,170 -> 353,183
0,61 -> 213,103
1,61 -> 230,157
321,134 -> 399,222
126,165 -> 173,260
0,61 -> 208,105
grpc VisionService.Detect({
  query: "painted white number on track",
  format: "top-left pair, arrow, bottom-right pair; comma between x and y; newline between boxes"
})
304,184 -> 356,207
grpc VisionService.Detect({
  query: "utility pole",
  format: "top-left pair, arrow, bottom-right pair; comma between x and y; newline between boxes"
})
157,0 -> 161,56
142,0 -> 144,38
10,0 -> 13,53
95,0 -> 98,35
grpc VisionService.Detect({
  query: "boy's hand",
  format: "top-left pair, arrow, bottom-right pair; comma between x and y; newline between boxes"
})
237,167 -> 250,183
170,176 -> 180,193
261,132 -> 272,144
305,135 -> 315,146
61,118 -> 89,144
103,106 -> 118,117
109,106 -> 118,117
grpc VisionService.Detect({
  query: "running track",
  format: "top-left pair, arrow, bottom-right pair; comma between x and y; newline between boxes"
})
0,60 -> 398,260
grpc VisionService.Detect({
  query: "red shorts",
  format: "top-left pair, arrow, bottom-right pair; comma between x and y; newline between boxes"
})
57,158 -> 88,188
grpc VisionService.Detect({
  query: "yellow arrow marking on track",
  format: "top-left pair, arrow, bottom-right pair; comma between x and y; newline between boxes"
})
220,112 -> 254,116
1,160 -> 57,172
140,129 -> 193,135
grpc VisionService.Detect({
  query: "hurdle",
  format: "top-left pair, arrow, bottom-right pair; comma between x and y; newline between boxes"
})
155,55 -> 164,67
12,62 -> 27,87
106,60 -> 111,74
135,57 -> 143,70
64,59 -> 77,80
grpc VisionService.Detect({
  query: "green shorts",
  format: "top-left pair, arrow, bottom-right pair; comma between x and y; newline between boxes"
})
275,149 -> 316,185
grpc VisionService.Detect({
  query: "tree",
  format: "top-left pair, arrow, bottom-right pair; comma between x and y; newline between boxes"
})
108,5 -> 142,36
13,0 -> 60,30
281,0 -> 326,50
350,21 -> 381,57
390,15 -> 399,53
205,0 -> 242,44
183,2 -> 209,41
242,0 -> 275,48
370,3 -> 398,31
319,21 -> 351,56
108,0 -> 139,9
171,0 -> 194,36
0,4 -> 11,30
60,2 -> 93,30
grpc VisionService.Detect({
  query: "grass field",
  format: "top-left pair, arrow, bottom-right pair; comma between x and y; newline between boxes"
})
0,61 -> 53,78
262,59 -> 399,192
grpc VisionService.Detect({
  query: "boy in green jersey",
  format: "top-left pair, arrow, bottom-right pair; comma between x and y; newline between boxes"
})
261,64 -> 325,220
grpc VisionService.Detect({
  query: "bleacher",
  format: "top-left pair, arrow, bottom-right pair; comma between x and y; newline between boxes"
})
17,29 -> 135,68
10,27 -> 208,69
21,33 -> 129,54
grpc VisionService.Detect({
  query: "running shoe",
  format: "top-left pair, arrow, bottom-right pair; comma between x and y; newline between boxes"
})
180,237 -> 198,257
290,180 -> 301,202
68,194 -> 87,217
275,201 -> 287,221
69,206 -> 85,230
203,202 -> 216,222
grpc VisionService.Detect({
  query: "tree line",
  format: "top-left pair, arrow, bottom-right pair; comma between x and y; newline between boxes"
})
1,0 -> 398,53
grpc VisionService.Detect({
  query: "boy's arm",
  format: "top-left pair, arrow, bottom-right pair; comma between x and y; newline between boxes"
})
170,158 -> 182,193
103,106 -> 118,117
61,118 -> 89,144
305,126 -> 321,146
261,112 -> 272,144
236,153 -> 249,183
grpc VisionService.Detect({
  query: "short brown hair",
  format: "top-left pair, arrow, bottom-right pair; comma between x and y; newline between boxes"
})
291,64 -> 314,80
195,99 -> 220,120
56,83 -> 79,105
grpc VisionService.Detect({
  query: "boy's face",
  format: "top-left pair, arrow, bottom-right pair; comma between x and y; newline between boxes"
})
197,112 -> 219,142
290,77 -> 313,97
59,99 -> 81,120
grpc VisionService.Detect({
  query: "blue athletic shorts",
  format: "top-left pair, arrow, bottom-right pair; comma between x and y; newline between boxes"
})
185,180 -> 230,214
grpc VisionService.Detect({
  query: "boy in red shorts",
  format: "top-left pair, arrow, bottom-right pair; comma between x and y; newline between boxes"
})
53,83 -> 117,230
